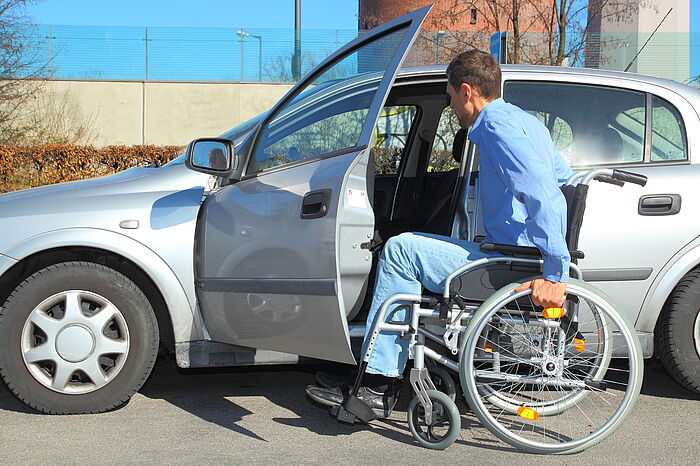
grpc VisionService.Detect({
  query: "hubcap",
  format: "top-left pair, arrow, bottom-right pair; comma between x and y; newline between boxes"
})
21,290 -> 130,394
55,324 -> 95,363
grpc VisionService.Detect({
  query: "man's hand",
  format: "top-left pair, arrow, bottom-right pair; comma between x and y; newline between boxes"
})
515,278 -> 567,308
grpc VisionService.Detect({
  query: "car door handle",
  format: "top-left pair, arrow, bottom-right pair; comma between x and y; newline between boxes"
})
301,189 -> 331,219
638,194 -> 681,216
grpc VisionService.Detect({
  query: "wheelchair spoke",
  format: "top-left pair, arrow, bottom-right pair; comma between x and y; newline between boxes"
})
459,280 -> 642,453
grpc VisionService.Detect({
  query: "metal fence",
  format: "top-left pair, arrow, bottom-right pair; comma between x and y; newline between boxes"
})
415,30 -> 700,86
26,25 -> 357,82
20,25 -> 700,85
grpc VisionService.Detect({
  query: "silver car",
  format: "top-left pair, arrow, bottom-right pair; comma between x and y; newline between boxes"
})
1,6 -> 698,414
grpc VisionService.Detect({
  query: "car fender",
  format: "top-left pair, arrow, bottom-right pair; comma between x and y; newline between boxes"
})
637,235 -> 700,333
2,227 -> 204,342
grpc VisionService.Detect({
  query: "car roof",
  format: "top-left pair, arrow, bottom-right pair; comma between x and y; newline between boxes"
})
397,64 -> 700,100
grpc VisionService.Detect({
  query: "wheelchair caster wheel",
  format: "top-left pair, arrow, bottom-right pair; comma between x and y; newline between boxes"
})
427,365 -> 457,401
407,390 -> 460,450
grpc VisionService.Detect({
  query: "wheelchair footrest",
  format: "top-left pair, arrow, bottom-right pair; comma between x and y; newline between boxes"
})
329,394 -> 378,425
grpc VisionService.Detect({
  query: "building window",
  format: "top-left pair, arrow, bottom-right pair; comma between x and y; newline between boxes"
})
470,9 -> 477,24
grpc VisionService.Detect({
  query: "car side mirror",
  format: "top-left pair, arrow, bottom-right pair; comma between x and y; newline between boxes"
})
185,138 -> 238,177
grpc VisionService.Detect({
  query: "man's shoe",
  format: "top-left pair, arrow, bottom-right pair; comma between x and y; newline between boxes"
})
315,370 -> 357,389
305,384 -> 399,418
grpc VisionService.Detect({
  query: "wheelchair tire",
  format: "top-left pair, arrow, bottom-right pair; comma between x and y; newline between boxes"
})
407,390 -> 460,450
459,278 -> 643,454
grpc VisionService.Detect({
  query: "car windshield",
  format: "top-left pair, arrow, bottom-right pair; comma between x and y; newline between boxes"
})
166,114 -> 265,166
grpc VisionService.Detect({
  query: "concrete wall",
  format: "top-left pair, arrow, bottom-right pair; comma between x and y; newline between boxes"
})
42,80 -> 293,147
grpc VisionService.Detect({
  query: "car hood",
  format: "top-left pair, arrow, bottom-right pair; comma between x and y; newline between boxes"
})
0,162 -> 210,255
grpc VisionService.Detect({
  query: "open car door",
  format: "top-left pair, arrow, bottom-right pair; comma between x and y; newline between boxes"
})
194,6 -> 431,364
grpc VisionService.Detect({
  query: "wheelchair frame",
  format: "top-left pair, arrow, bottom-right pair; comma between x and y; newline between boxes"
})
331,168 -> 647,453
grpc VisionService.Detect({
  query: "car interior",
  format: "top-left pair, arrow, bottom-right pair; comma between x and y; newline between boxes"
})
349,78 -> 470,322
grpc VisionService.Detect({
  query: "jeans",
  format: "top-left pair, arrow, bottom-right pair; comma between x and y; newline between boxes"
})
363,232 -> 487,376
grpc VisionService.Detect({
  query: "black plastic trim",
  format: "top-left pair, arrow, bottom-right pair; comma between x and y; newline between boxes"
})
184,138 -> 235,176
301,188 -> 332,219
581,268 -> 653,282
638,194 -> 681,216
197,278 -> 337,295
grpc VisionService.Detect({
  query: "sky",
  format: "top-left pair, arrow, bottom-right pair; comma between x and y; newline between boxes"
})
25,0 -> 359,30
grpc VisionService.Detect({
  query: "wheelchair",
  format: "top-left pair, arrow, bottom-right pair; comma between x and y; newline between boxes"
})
331,168 -> 647,454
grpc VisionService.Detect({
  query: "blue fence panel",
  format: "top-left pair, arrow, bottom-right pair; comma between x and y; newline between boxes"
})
22,24 -> 358,82
14,25 -> 699,85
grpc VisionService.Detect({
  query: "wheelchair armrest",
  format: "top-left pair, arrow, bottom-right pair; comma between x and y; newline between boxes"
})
480,242 -> 585,260
480,242 -> 542,257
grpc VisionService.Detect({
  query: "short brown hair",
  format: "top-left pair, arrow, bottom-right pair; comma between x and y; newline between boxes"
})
446,49 -> 502,100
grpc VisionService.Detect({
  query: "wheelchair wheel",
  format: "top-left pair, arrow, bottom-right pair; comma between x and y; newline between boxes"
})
427,365 -> 457,401
476,297 -> 612,416
458,278 -> 643,454
407,390 -> 460,450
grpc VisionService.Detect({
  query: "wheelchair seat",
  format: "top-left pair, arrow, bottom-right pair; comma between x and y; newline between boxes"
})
450,181 -> 589,299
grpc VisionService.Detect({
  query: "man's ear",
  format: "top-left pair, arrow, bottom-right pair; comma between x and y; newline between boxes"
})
460,82 -> 474,102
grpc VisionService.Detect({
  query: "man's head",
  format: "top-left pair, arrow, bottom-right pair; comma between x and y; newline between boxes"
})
208,147 -> 227,170
446,49 -> 502,128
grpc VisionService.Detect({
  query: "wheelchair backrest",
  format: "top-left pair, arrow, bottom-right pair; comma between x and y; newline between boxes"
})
561,183 -> 589,254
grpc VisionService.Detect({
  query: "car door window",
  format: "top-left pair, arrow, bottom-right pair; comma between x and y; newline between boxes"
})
247,27 -> 408,175
373,105 -> 417,175
428,107 -> 461,172
504,81 -> 646,167
524,110 -> 574,162
612,105 -> 645,163
651,96 -> 687,161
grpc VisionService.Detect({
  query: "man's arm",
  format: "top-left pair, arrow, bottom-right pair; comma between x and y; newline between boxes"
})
480,119 -> 571,286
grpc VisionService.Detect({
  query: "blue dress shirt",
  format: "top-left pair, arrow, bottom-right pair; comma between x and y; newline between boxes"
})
468,98 -> 573,282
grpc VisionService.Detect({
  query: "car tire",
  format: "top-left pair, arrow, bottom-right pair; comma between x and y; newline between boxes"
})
0,261 -> 159,414
655,269 -> 700,395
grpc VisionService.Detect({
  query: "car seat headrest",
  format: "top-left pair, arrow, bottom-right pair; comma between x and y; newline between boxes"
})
452,128 -> 467,164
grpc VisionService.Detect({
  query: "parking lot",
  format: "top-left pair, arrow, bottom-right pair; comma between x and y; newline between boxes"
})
0,357 -> 698,465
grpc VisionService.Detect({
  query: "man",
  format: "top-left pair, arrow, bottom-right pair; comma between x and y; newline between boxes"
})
306,49 -> 572,417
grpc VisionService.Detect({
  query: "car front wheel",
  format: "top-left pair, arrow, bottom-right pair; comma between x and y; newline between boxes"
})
655,269 -> 700,395
0,262 -> 159,414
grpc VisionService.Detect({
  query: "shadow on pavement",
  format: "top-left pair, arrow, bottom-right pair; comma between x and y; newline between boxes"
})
1,355 -> 696,447
640,359 -> 699,401
0,385 -> 36,414
139,359 -> 418,443
136,359 -> 517,451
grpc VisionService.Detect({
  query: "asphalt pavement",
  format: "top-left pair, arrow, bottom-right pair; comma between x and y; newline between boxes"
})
0,358 -> 698,465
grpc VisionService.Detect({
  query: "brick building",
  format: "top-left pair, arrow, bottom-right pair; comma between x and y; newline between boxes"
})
358,0 -> 554,65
